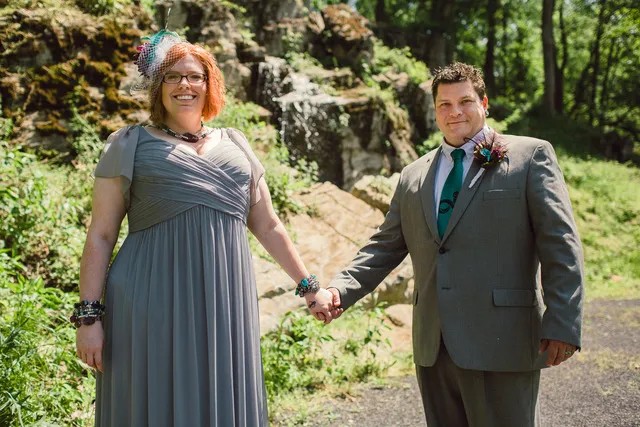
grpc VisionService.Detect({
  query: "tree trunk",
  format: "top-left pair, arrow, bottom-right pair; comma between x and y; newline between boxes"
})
570,0 -> 608,120
427,0 -> 455,70
556,0 -> 568,114
375,0 -> 388,24
500,2 -> 509,95
599,39 -> 619,126
589,0 -> 608,125
542,0 -> 558,115
484,0 -> 499,97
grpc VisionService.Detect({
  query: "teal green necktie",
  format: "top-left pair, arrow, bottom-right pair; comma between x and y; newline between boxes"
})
437,148 -> 465,238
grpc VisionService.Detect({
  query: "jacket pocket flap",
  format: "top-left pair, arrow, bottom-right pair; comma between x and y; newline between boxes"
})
492,289 -> 535,307
483,189 -> 521,200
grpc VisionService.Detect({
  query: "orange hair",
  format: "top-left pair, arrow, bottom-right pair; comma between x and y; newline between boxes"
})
148,42 -> 226,124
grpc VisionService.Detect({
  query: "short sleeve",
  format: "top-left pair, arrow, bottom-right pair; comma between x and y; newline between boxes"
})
94,125 -> 140,209
225,128 -> 266,206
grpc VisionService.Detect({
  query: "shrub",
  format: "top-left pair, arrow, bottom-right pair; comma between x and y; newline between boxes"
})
0,140 -> 91,290
75,0 -> 117,16
369,40 -> 430,85
0,252 -> 94,427
261,304 -> 392,405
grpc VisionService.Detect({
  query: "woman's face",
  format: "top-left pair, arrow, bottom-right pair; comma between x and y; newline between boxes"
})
161,54 -> 207,123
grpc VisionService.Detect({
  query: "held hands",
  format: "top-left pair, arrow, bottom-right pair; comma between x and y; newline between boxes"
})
76,322 -> 104,372
305,287 -> 343,324
539,339 -> 578,367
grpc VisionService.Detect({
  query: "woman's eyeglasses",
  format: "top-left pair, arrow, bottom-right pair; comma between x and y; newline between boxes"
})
162,73 -> 207,84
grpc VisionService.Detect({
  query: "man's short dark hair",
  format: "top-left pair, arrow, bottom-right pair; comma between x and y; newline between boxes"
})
432,62 -> 486,102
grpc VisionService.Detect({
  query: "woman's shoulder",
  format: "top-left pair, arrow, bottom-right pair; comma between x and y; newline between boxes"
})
104,125 -> 141,150
223,128 -> 258,157
224,127 -> 249,145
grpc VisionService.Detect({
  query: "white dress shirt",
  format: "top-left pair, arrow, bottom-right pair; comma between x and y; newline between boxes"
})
434,126 -> 491,219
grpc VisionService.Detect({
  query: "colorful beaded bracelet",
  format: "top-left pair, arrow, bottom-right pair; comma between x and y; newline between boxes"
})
295,274 -> 320,297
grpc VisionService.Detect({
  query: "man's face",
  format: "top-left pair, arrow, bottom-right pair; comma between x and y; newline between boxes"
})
434,81 -> 488,147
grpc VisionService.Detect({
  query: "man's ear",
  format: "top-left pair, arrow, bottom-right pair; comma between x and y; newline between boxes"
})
482,95 -> 489,109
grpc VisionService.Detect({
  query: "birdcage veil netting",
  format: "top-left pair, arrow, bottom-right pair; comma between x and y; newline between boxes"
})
131,29 -> 187,95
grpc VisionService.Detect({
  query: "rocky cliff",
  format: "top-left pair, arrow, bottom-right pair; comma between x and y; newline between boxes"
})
0,0 -> 433,329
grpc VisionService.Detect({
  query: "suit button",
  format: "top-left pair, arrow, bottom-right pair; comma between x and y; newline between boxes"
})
439,247 -> 447,254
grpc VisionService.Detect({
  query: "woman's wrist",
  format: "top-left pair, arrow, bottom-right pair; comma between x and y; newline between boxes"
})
295,274 -> 320,297
70,300 -> 106,328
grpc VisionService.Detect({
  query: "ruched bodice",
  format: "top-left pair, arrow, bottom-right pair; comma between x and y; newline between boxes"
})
127,129 -> 252,231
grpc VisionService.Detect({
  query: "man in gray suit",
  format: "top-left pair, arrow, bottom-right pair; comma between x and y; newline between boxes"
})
325,62 -> 584,426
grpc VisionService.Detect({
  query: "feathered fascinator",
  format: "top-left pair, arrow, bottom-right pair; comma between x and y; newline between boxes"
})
131,29 -> 184,92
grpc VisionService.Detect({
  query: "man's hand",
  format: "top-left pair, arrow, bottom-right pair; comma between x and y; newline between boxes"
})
305,287 -> 343,324
539,339 -> 578,367
326,287 -> 343,320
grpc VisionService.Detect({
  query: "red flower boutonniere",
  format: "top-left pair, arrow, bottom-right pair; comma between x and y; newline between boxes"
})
468,138 -> 508,188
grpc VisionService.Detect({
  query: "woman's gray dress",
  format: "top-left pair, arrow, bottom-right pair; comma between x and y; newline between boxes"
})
93,126 -> 268,426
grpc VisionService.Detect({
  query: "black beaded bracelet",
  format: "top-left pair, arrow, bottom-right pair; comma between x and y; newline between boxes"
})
70,300 -> 105,328
295,274 -> 320,297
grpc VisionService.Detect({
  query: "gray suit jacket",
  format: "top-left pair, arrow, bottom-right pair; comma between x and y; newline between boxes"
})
330,134 -> 584,372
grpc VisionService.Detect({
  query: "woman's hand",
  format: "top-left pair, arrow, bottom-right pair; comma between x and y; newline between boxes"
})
305,288 -> 343,324
76,322 -> 104,372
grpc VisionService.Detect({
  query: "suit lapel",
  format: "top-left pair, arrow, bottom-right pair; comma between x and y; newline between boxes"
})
441,159 -> 485,242
420,149 -> 441,242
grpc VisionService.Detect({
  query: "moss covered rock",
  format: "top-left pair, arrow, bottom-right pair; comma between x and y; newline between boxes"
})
0,6 -> 151,156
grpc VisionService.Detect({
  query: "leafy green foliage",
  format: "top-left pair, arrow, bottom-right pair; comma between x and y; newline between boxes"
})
264,144 -> 319,218
69,107 -> 104,166
0,141 -> 91,290
208,95 -> 269,137
368,40 -> 430,84
309,0 -> 349,11
261,304 -> 392,407
0,102 -> 12,140
75,0 -> 117,15
561,1 -> 640,141
261,310 -> 335,398
506,114 -> 640,300
415,132 -> 441,157
0,253 -> 94,427
562,157 -> 640,299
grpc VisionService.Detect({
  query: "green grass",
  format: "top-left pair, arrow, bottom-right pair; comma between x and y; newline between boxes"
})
561,156 -> 640,299
0,252 -> 95,427
264,305 -> 396,424
506,114 -> 640,300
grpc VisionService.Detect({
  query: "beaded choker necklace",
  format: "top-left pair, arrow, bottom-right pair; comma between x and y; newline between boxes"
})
158,123 -> 213,143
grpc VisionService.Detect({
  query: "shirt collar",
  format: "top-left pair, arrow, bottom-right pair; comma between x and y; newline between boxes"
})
440,125 -> 492,161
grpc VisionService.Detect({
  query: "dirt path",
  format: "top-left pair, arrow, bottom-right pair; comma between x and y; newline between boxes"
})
300,299 -> 640,427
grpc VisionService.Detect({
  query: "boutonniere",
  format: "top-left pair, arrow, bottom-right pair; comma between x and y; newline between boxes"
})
468,138 -> 508,188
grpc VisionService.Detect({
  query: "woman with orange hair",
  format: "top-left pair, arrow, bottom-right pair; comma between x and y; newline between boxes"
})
73,31 -> 337,426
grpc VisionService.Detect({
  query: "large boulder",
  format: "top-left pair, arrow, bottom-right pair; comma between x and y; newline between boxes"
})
251,59 -> 417,188
250,56 -> 295,112
255,181 -> 415,333
0,7 -> 149,150
351,173 -> 400,214
313,4 -> 374,74
374,71 -> 437,143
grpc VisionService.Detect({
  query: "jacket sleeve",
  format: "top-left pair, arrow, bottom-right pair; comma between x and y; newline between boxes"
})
526,141 -> 584,348
329,170 -> 410,310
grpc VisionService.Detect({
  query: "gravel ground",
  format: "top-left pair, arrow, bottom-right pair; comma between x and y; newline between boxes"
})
296,299 -> 640,427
